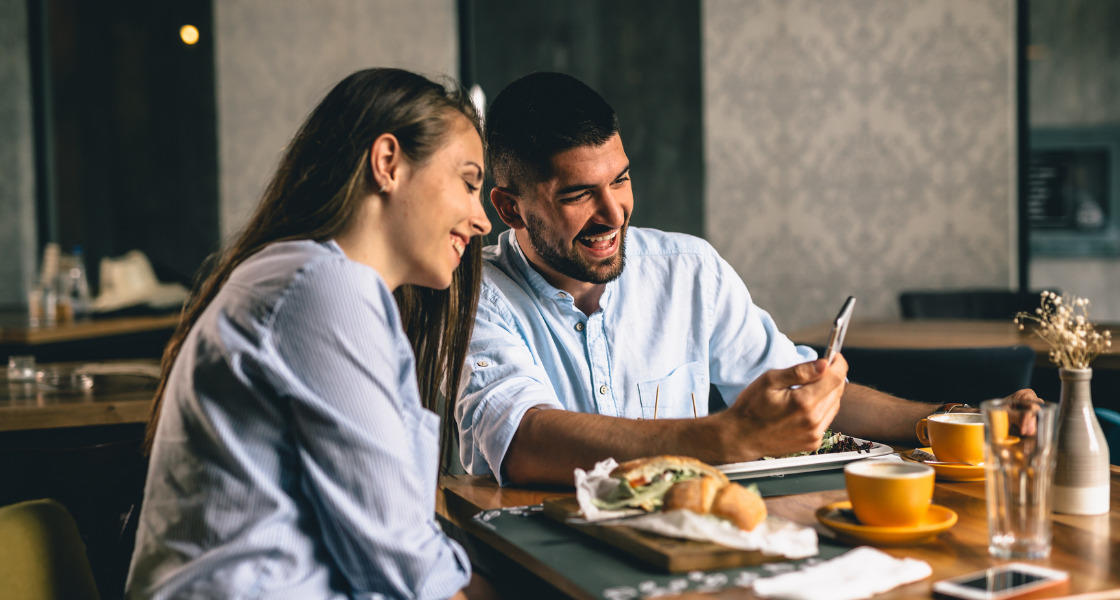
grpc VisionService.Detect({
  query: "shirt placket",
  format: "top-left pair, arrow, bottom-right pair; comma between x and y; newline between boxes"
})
584,311 -> 616,416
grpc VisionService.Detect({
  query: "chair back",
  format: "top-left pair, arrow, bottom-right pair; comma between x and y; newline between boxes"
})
0,499 -> 100,600
1095,407 -> 1120,466
835,345 -> 1036,405
899,289 -> 1053,320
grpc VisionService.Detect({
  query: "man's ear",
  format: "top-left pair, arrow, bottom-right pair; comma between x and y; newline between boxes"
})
369,133 -> 404,193
491,187 -> 527,229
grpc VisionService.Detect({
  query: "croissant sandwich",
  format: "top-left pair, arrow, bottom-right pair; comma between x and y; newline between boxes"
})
592,455 -> 767,531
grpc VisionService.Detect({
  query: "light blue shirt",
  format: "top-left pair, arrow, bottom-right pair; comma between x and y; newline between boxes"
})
456,228 -> 815,483
128,240 -> 470,600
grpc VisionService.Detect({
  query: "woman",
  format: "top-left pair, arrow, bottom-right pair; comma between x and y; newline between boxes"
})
127,68 -> 493,599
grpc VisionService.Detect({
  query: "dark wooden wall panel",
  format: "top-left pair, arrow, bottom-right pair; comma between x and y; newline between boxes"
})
463,0 -> 704,240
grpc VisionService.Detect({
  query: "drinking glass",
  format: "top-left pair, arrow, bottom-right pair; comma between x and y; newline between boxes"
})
7,355 -> 36,382
982,398 -> 1058,559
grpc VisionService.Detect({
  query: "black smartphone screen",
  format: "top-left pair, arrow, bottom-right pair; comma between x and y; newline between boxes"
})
957,570 -> 1046,592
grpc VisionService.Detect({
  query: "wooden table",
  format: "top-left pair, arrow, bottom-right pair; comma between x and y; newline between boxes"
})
789,319 -> 1120,370
0,361 -> 157,431
0,312 -> 179,362
438,468 -> 1120,599
0,313 -> 179,345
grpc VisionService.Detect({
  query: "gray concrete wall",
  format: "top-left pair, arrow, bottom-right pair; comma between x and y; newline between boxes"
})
0,0 -> 38,309
704,0 -> 1018,330
214,0 -> 458,241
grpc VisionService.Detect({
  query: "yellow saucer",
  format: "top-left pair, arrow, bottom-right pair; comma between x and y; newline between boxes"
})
902,448 -> 986,482
816,501 -> 958,546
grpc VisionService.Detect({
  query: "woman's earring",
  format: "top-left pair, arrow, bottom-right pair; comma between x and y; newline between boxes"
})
379,184 -> 387,194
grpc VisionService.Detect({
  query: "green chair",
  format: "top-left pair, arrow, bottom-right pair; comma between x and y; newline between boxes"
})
0,499 -> 100,600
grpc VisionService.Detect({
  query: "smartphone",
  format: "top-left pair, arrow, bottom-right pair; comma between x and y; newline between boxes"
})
932,563 -> 1069,600
824,296 -> 856,365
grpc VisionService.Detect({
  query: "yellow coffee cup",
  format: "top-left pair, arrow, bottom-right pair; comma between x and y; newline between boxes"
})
844,460 -> 935,527
915,412 -> 985,464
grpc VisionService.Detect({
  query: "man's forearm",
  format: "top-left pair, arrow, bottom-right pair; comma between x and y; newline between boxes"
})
500,359 -> 851,486
502,408 -> 737,486
829,383 -> 936,444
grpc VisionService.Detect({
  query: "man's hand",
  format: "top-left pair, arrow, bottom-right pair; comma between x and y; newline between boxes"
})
1004,388 -> 1043,406
998,388 -> 1045,436
718,354 -> 849,462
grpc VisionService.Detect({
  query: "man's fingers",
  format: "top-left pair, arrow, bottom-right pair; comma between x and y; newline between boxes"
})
1004,388 -> 1044,407
767,359 -> 827,389
828,352 -> 849,379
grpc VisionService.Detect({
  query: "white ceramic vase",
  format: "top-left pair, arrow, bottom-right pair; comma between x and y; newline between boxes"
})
1052,367 -> 1110,515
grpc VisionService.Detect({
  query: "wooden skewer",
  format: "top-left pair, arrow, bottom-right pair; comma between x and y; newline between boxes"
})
654,383 -> 659,420
691,393 -> 697,418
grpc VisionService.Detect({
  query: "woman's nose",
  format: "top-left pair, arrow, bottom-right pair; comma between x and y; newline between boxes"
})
470,196 -> 492,236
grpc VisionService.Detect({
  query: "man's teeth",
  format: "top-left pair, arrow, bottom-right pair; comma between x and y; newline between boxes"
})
580,231 -> 617,243
451,239 -> 465,257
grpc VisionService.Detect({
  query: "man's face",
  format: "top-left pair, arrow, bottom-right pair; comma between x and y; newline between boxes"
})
517,134 -> 633,288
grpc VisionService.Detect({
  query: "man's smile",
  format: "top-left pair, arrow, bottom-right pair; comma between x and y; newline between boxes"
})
577,229 -> 619,251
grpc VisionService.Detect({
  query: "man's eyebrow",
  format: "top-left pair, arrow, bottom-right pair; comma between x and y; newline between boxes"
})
554,164 -> 631,196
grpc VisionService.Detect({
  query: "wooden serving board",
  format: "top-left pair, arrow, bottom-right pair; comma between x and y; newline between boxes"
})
541,497 -> 782,573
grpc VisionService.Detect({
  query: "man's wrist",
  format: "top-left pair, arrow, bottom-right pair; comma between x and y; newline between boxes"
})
932,402 -> 974,415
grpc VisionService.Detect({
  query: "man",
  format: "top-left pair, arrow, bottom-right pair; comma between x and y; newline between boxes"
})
456,72 -> 1033,486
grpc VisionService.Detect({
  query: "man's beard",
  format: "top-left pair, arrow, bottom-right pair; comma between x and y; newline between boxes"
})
523,213 -> 628,284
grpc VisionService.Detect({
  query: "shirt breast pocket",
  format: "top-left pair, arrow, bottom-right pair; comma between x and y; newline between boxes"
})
637,361 -> 708,420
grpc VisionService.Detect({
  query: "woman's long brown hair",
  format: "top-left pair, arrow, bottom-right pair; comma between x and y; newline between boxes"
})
144,68 -> 483,473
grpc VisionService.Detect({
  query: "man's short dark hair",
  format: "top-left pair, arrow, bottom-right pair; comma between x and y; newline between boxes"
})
486,72 -> 620,193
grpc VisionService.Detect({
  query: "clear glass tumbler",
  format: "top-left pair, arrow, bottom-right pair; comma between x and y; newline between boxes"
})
982,398 -> 1059,559
7,355 -> 36,382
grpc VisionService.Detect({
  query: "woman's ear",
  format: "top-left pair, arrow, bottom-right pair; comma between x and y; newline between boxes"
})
491,187 -> 526,229
369,133 -> 403,193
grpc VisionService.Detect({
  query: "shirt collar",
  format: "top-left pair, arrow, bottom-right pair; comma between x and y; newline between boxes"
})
503,230 -> 616,311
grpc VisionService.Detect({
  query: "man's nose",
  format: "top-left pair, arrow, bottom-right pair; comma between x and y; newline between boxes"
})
594,188 -> 626,226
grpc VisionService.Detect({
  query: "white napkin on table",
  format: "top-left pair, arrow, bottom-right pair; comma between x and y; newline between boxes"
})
752,546 -> 931,600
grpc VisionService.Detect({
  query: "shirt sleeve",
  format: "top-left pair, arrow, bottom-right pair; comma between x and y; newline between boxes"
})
706,251 -> 817,406
267,258 -> 470,600
456,286 -> 564,485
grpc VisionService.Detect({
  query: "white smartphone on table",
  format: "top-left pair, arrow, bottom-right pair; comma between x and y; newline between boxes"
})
932,563 -> 1069,600
824,296 -> 856,365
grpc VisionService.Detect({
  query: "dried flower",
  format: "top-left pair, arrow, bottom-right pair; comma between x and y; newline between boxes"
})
1014,291 -> 1112,369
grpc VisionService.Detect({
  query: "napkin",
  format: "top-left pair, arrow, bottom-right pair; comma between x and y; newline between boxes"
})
573,458 -> 818,559
752,546 -> 931,600
92,249 -> 189,312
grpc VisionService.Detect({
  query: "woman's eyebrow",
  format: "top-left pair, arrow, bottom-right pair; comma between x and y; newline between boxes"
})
465,161 -> 483,182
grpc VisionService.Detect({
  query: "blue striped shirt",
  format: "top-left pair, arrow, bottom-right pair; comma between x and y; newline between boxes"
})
128,240 -> 469,600
457,228 -> 816,483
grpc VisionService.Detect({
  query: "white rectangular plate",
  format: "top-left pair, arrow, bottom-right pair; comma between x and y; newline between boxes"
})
716,438 -> 893,480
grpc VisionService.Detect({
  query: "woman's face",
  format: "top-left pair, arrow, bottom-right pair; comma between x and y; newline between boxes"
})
390,114 -> 490,289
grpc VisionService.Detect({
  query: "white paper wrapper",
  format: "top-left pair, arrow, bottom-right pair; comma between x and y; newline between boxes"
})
573,458 -> 819,559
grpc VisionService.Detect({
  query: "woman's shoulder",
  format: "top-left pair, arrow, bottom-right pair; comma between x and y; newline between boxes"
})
234,240 -> 382,289
224,240 -> 395,324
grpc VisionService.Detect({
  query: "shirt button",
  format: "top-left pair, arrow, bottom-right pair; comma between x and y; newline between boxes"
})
599,385 -> 608,395
575,322 -> 584,331
476,360 -> 488,367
